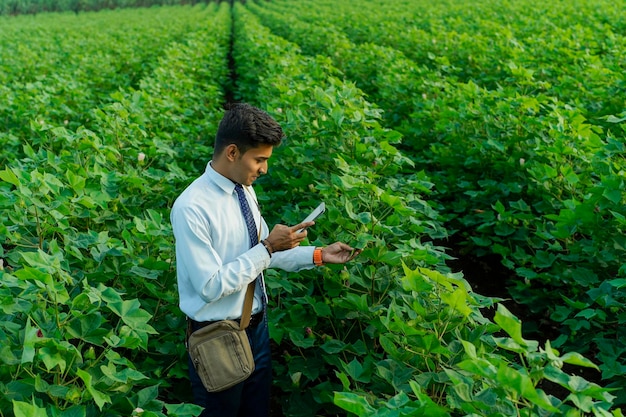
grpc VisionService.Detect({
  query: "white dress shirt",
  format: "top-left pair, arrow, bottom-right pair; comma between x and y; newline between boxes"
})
170,161 -> 316,321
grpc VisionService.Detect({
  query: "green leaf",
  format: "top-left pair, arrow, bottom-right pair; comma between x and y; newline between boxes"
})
288,329 -> 315,348
20,251 -> 60,275
14,266 -> 70,304
493,200 -> 506,214
21,318 -> 39,364
408,380 -> 451,416
457,358 -> 497,379
0,168 -> 20,187
609,279 -> 626,289
100,362 -> 148,383
560,352 -> 600,370
76,368 -> 111,410
603,188 -> 622,204
356,211 -> 372,224
66,170 -> 86,193
574,309 -> 598,319
333,392 -> 375,415
494,337 -> 527,354
543,364 -> 571,389
376,359 -> 414,391
49,405 -> 87,417
533,251 -> 556,268
13,400 -> 48,417
461,340 -> 477,359
470,236 -> 492,247
312,301 -> 331,317
379,140 -> 399,155
66,313 -> 109,345
136,385 -> 160,408
335,370 -> 350,390
495,365 -> 559,412
320,339 -> 347,354
107,299 -> 156,333
164,403 -> 204,417
606,114 -> 626,123
39,346 -> 68,373
560,166 -> 579,185
440,288 -> 472,318
493,304 -> 538,350
343,358 -> 370,383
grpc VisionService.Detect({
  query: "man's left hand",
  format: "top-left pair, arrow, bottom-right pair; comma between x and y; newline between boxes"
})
321,242 -> 362,264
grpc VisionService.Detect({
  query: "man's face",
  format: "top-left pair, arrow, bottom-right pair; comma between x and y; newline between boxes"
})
233,144 -> 273,186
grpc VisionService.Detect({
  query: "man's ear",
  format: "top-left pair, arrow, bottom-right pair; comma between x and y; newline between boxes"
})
224,144 -> 239,162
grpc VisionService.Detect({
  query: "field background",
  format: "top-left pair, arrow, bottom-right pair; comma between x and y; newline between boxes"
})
0,0 -> 624,416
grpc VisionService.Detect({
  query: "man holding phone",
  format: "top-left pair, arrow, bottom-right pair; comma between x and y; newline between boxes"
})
170,103 -> 360,417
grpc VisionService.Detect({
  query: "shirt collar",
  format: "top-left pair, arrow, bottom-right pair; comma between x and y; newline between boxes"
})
205,161 -> 237,195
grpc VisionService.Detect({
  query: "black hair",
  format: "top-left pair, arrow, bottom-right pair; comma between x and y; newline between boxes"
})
213,103 -> 284,156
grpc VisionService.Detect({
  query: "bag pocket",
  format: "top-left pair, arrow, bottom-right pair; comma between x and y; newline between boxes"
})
188,320 -> 255,392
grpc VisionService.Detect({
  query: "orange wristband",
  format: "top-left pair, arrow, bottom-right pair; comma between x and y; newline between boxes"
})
313,247 -> 324,266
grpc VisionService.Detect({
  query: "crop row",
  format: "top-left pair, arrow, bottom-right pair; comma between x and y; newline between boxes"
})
246,0 -> 626,407
265,0 -> 625,123
0,1 -> 623,416
230,4 -> 621,416
0,3 -> 229,416
0,4 -> 216,165
0,0 -> 194,15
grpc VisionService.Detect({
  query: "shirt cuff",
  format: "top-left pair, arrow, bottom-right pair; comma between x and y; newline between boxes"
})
250,243 -> 272,271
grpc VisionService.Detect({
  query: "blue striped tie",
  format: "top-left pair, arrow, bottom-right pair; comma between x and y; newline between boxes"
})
234,184 -> 266,308
234,183 -> 259,247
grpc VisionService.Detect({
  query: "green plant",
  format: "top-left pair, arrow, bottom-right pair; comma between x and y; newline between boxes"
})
232,3 -> 621,415
336,265 -> 620,416
247,1 -> 626,407
0,3 -> 229,415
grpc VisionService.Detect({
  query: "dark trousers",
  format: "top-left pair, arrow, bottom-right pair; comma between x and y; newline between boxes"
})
188,315 -> 272,417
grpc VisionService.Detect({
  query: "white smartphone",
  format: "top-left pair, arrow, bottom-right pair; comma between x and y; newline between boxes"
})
297,202 -> 325,233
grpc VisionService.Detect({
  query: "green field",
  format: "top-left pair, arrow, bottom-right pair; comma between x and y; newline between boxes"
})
1,1 -> 625,416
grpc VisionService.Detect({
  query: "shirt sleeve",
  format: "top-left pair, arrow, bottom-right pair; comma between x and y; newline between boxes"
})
172,205 -> 271,304
270,245 -> 316,271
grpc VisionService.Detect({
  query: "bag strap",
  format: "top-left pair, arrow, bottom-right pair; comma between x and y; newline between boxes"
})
239,281 -> 256,330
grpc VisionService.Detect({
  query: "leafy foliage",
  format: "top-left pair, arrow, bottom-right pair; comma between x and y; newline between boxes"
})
233,3 -> 623,416
1,1 -> 624,416
0,3 -> 228,415
250,0 -> 626,409
0,0 -> 202,16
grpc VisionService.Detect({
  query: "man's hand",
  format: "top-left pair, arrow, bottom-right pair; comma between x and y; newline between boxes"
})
321,242 -> 362,264
265,222 -> 314,252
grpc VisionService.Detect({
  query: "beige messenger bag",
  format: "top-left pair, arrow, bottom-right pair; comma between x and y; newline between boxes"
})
187,280 -> 256,392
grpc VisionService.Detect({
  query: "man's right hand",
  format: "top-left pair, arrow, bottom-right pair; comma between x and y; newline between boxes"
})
265,222 -> 314,252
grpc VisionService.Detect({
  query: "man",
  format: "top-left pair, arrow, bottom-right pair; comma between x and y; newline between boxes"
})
170,103 -> 360,417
